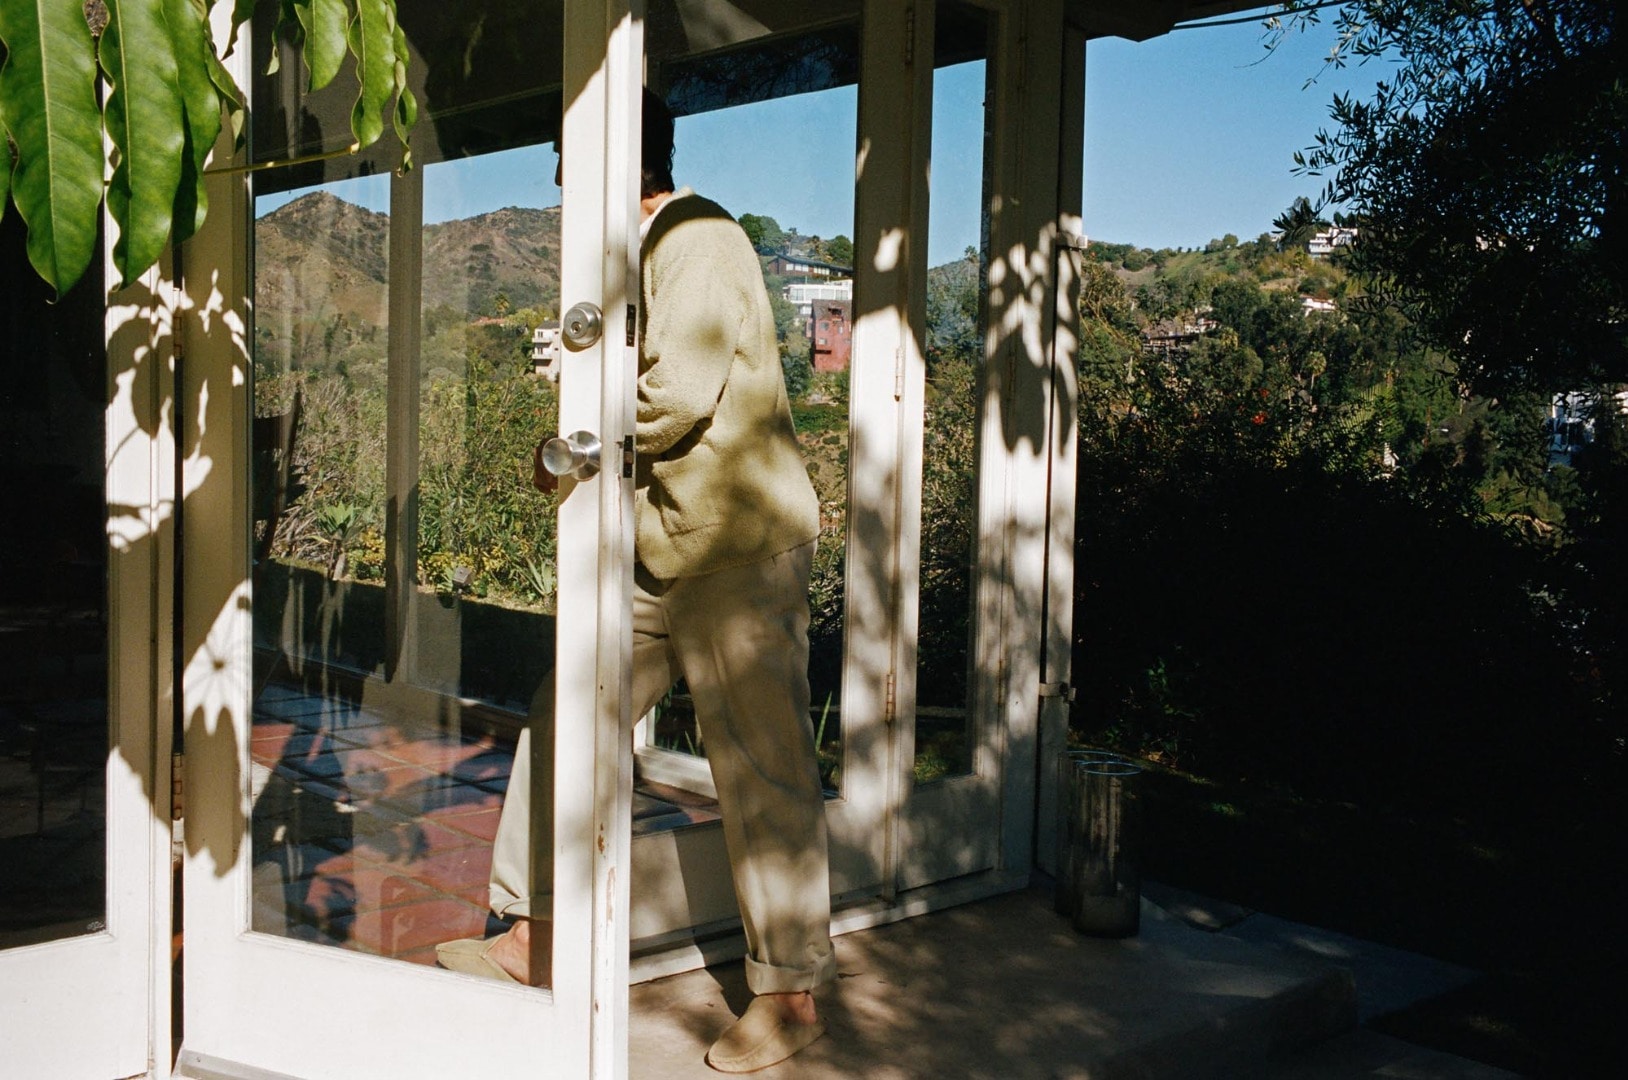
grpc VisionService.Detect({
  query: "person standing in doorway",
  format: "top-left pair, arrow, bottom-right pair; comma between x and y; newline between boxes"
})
438,89 -> 836,1074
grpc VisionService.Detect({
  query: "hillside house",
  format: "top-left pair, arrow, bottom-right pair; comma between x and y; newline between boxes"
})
1308,226 -> 1357,258
785,279 -> 854,322
812,300 -> 855,372
765,252 -> 854,280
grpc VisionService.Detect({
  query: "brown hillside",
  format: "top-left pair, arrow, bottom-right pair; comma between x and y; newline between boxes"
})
423,206 -> 562,315
256,192 -> 390,342
254,194 -> 563,372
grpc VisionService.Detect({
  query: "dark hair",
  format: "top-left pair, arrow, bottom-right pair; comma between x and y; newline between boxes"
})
642,88 -> 675,198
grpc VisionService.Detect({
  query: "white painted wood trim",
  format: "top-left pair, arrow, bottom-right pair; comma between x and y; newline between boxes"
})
1035,21 -> 1087,877
850,0 -> 929,906
895,0 -> 1016,893
588,4 -> 641,1078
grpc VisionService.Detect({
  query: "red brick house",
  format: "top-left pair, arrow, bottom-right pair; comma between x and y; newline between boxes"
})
811,299 -> 853,373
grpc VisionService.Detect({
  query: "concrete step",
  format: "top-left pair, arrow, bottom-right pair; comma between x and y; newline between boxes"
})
1261,1029 -> 1524,1079
629,888 -> 1357,1079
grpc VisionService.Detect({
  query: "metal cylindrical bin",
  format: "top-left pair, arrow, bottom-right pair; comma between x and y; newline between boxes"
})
1056,752 -> 1143,937
1054,750 -> 1125,916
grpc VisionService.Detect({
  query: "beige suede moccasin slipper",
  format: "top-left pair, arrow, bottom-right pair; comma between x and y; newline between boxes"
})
434,936 -> 519,984
705,996 -> 827,1074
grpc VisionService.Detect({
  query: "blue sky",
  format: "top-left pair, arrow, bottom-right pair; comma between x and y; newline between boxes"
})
257,14 -> 1387,262
1083,15 -> 1387,250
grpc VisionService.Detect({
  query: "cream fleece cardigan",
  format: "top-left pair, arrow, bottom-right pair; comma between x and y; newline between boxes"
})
634,190 -> 819,580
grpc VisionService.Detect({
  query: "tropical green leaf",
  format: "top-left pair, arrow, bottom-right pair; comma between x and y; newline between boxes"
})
100,0 -> 186,286
168,0 -> 223,244
202,38 -> 247,144
220,0 -> 256,59
0,0 -> 104,293
390,16 -> 415,169
347,0 -> 396,149
295,0 -> 347,91
266,0 -> 300,76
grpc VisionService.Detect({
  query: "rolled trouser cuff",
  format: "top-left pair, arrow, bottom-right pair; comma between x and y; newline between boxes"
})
745,940 -> 838,995
489,886 -> 538,921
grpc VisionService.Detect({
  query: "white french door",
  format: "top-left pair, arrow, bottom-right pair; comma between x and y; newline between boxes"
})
623,0 -> 1064,951
174,3 -> 642,1078
0,254 -> 173,1076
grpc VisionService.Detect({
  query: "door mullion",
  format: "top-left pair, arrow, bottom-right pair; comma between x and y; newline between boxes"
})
384,165 -> 424,684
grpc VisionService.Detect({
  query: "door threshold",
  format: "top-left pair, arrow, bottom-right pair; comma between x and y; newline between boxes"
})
628,868 -> 1028,985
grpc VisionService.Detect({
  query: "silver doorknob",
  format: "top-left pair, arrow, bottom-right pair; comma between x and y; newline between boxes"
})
561,302 -> 603,349
540,430 -> 602,480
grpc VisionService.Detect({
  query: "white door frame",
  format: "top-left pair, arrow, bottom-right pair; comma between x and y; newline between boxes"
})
173,4 -> 641,1078
892,0 -> 1017,894
888,0 -> 1075,896
0,260 -> 176,1080
624,0 -> 1080,963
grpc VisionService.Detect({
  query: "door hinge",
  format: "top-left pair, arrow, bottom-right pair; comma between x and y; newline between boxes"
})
904,6 -> 916,65
894,346 -> 905,401
1039,681 -> 1076,702
171,751 -> 184,821
884,670 -> 897,724
626,304 -> 637,347
622,435 -> 635,478
171,751 -> 185,868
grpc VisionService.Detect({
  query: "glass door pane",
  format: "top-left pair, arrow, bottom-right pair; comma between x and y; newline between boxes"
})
634,30 -> 860,799
915,0 -> 995,784
617,7 -> 882,952
250,163 -> 542,968
0,216 -> 108,951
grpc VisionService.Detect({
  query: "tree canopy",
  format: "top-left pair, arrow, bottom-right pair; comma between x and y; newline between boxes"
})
0,0 -> 414,296
1273,0 -> 1624,396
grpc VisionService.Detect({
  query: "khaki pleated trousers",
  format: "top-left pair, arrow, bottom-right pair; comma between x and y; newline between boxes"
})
487,541 -> 836,994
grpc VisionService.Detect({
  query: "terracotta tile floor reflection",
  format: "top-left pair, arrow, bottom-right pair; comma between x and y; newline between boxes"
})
249,684 -> 719,966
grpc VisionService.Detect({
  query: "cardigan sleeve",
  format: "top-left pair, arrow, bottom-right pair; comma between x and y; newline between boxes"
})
636,252 -> 747,456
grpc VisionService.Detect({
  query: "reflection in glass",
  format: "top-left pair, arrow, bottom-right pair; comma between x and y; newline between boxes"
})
0,213 -> 108,949
915,3 -> 995,783
414,145 -> 561,708
247,165 -> 554,973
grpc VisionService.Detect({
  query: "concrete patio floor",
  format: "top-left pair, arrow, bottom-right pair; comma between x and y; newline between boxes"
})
629,886 -> 1521,1080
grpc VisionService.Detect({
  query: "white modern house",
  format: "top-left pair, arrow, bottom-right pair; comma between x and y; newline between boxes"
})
1308,226 -> 1357,258
786,280 -> 855,322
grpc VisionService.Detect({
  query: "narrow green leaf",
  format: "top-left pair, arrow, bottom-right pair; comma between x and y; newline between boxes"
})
168,0 -> 224,244
0,93 -> 12,223
221,0 -> 256,58
346,0 -> 396,149
295,0 -> 347,91
266,0 -> 302,77
0,0 -> 105,293
390,17 -> 415,169
202,40 -> 247,144
101,0 -> 187,286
